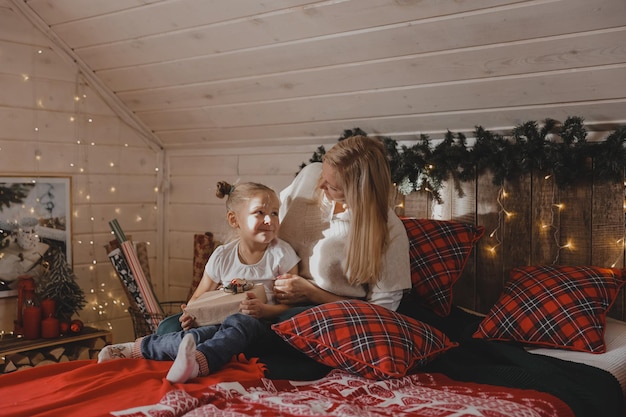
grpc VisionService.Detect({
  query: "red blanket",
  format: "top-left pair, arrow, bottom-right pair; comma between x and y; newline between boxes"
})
109,369 -> 575,417
1,355 -> 265,417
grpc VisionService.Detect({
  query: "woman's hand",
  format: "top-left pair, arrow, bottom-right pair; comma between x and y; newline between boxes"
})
274,274 -> 318,305
275,274 -> 349,305
178,304 -> 197,331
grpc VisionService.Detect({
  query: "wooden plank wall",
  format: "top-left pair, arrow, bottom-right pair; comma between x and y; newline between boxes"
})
0,5 -> 160,343
166,146 -> 625,320
403,167 -> 626,320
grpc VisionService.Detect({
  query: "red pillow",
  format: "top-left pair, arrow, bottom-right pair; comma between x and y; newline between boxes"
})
272,300 -> 457,380
473,265 -> 626,353
402,218 -> 485,316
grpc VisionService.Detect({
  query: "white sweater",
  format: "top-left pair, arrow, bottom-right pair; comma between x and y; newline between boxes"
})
279,163 -> 411,310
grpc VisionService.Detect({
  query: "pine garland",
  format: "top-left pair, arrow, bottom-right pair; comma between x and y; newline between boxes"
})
299,117 -> 626,201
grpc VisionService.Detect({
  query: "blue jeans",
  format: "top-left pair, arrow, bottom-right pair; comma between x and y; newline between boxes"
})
140,313 -> 269,373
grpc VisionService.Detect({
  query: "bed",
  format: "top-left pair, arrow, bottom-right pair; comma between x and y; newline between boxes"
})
1,218 -> 625,417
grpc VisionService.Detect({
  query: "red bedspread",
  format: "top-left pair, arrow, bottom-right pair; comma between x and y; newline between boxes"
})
0,355 -> 265,417
110,369 -> 575,417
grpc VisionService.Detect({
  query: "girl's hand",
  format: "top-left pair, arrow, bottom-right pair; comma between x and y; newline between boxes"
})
240,292 -> 265,318
179,304 -> 196,331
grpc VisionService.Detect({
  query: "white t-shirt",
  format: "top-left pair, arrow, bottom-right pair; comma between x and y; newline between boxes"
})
279,162 -> 411,310
204,238 -> 300,304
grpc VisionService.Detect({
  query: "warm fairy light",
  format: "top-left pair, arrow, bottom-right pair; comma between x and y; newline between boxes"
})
110,186 -> 116,193
488,186 -> 512,255
22,74 -> 29,81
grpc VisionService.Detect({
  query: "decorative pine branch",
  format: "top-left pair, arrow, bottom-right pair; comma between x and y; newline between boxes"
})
37,248 -> 86,322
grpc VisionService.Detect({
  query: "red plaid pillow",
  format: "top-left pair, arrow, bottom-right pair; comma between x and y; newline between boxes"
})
473,265 -> 626,353
402,218 -> 485,316
272,300 -> 457,379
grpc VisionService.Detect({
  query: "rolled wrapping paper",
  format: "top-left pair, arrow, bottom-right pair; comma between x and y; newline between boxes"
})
120,241 -> 163,326
188,233 -> 218,300
108,248 -> 158,333
108,219 -> 127,243
135,242 -> 152,283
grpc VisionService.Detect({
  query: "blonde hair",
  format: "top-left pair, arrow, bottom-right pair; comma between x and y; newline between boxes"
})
322,135 -> 393,286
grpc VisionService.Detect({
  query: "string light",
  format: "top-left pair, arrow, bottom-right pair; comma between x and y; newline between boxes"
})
487,186 -> 513,255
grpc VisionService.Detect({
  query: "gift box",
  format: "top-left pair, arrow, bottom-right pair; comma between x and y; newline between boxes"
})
184,283 -> 267,326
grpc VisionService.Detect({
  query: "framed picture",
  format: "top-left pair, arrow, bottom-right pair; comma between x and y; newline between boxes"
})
0,176 -> 72,283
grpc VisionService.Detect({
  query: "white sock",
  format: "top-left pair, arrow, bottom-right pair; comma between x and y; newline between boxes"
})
166,333 -> 199,384
98,342 -> 134,363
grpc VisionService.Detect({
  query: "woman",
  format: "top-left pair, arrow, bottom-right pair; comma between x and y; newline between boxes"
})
274,135 -> 411,311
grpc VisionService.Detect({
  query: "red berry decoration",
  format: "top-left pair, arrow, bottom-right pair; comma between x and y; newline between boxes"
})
70,319 -> 84,334
60,321 -> 70,334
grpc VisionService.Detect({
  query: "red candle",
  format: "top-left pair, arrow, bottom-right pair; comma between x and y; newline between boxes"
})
41,317 -> 60,339
23,306 -> 42,340
41,299 -> 56,318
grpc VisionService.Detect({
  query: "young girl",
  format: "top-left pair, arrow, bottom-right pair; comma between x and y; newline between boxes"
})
98,181 -> 299,383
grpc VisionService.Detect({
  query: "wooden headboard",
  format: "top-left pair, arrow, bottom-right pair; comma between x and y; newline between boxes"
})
399,172 -> 626,320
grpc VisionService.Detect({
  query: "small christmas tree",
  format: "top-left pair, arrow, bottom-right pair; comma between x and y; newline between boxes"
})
37,248 -> 86,322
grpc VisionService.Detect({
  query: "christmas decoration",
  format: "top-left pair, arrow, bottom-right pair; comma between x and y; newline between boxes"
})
70,319 -> 84,334
299,117 -> 626,202
60,321 -> 70,334
37,248 -> 86,323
